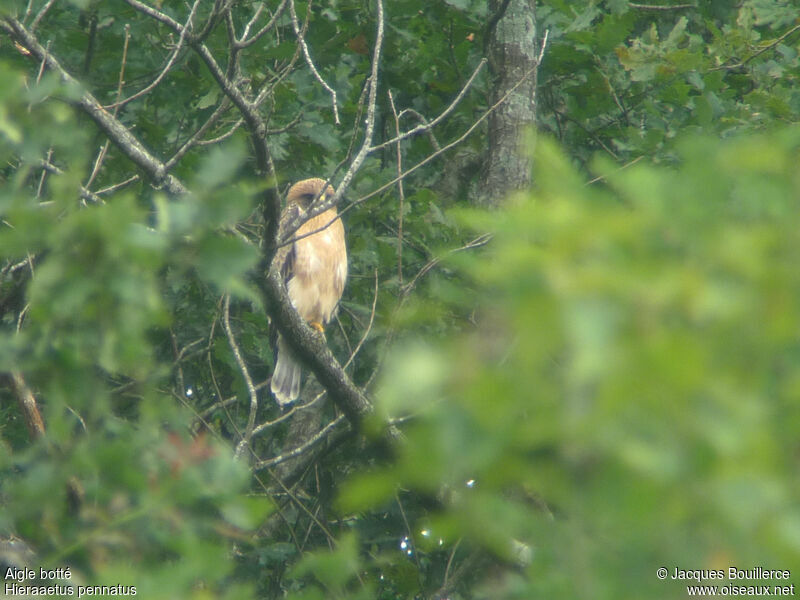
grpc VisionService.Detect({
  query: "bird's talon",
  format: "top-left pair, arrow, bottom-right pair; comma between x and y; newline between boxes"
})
310,321 -> 325,334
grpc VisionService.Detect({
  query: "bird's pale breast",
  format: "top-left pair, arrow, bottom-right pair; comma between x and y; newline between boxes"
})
287,208 -> 347,325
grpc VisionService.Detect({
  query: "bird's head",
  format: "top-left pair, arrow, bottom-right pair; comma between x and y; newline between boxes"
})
287,177 -> 335,210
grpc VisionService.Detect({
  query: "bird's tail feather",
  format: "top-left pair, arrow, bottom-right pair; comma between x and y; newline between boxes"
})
271,336 -> 301,406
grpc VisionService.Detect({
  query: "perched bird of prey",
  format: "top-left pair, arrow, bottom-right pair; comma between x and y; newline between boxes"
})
270,178 -> 348,406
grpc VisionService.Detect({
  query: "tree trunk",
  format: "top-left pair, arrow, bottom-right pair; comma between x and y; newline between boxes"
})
475,0 -> 538,207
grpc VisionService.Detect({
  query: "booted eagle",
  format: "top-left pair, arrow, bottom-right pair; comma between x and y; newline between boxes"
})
270,178 -> 347,405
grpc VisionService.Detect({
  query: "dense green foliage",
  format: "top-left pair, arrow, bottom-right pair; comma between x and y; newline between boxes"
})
1,1 -> 799,599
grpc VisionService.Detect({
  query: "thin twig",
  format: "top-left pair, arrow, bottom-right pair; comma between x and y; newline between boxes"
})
22,0 -> 35,26
86,25 -> 131,189
36,147 -> 52,199
122,0 -> 272,174
342,269 -> 379,370
39,159 -> 105,204
193,380 -> 268,423
537,28 -> 550,64
236,0 -> 288,49
388,90 -> 405,283
288,0 -> 339,124
252,26 -> 304,109
369,59 -> 487,153
265,465 -> 340,547
360,74 -> 528,199
586,155 -> 644,185
401,234 -> 492,297
251,391 -> 326,437
277,0 -> 385,240
196,118 -> 244,146
30,0 -> 56,31
165,97 -> 232,169
629,2 -> 693,10
253,414 -> 346,469
105,1 -> 201,110
396,108 -> 441,150
223,294 -> 260,459
396,492 -> 422,574
712,22 -> 800,71
3,372 -> 45,439
95,175 -> 140,196
3,17 -> 188,195
443,538 -> 462,589
34,39 -> 49,84
240,2 -> 265,41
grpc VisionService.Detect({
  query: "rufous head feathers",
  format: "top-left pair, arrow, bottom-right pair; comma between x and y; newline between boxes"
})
287,178 -> 335,209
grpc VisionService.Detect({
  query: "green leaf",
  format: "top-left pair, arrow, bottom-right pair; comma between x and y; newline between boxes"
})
194,233 -> 260,293
221,495 -> 274,530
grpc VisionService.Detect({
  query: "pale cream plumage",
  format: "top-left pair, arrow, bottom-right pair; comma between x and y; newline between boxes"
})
270,178 -> 347,406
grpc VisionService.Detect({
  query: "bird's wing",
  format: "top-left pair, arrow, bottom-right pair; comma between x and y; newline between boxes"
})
272,200 -> 302,286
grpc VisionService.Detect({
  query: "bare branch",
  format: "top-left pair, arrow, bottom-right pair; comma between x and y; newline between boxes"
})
370,59 -> 487,153
400,234 -> 492,297
122,0 -> 272,174
223,295 -> 260,460
253,35 -> 304,109
30,0 -> 56,32
277,0 -> 385,240
2,17 -> 188,196
240,2 -> 265,41
196,117 -> 243,146
237,0 -> 288,49
348,60 -> 541,211
342,269 -> 379,371
166,98 -> 233,169
396,108 -> 441,151
36,147 -> 51,199
193,0 -> 227,42
629,2 -> 693,10
288,0 -> 339,124
711,22 -> 800,71
253,414 -> 347,470
95,175 -> 140,196
22,0 -> 35,26
388,91 -> 405,283
251,391 -> 326,437
2,371 -> 45,440
537,28 -> 550,64
586,155 -> 644,185
86,26 -> 131,189
279,60 -> 536,250
40,159 -> 105,205
34,39 -> 49,84
105,1 -> 201,110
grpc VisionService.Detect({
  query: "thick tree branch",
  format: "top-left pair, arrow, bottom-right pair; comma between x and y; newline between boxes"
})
258,267 -> 400,442
122,0 -> 272,176
1,17 -> 188,196
4,5 -> 395,444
